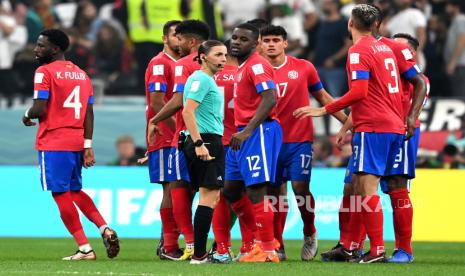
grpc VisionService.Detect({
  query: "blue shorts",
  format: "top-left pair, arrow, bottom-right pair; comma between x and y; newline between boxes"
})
165,147 -> 190,182
225,120 -> 282,186
351,132 -> 404,177
38,151 -> 83,193
344,155 -> 355,184
273,142 -> 312,186
380,128 -> 420,193
148,147 -> 174,184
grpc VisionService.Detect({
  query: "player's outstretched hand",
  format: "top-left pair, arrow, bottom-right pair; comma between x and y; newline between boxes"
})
83,148 -> 96,168
22,116 -> 36,126
405,115 -> 416,140
293,106 -> 327,119
137,151 -> 148,164
148,122 -> 163,146
196,145 -> 215,161
230,130 -> 251,151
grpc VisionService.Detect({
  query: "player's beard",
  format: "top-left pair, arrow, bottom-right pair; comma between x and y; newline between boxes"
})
36,55 -> 53,65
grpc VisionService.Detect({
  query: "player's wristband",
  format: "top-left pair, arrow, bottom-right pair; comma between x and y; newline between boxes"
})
24,108 -> 30,118
84,139 -> 92,148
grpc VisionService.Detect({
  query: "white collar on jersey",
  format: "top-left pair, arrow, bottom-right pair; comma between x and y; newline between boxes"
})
163,51 -> 178,62
272,55 -> 288,70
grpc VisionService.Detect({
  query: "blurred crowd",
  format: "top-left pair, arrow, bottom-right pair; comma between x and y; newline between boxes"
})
1,0 -> 464,105
1,0 -> 464,169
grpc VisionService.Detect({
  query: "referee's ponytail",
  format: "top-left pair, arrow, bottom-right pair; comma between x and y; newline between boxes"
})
193,40 -> 225,65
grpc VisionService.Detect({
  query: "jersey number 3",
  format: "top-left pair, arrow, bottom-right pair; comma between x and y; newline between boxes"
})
63,85 -> 83,119
384,58 -> 399,93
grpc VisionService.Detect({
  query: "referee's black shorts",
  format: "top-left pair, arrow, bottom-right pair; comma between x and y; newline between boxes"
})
183,134 -> 225,190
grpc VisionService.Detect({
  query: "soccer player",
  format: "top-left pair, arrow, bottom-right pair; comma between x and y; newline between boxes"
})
144,20 -> 183,260
148,19 -> 210,261
294,4 -> 405,263
22,29 -> 119,260
260,25 -> 347,261
182,40 -> 228,264
222,23 -> 282,263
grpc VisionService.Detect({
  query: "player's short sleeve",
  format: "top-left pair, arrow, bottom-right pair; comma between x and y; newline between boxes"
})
396,45 -> 421,80
347,48 -> 371,81
33,67 -> 51,100
306,61 -> 323,93
185,75 -> 209,104
173,64 -> 188,93
249,62 -> 276,93
147,61 -> 169,93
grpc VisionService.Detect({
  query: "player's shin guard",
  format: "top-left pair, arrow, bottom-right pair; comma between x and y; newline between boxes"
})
160,208 -> 179,252
53,192 -> 88,246
231,194 -> 258,243
339,195 -> 351,245
362,195 -> 384,256
70,190 -> 107,228
212,193 -> 231,254
193,205 -> 214,258
253,199 -> 275,252
389,188 -> 413,254
171,187 -> 194,244
298,192 -> 316,237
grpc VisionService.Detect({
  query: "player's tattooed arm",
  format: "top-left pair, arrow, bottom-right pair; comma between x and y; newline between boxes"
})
230,89 -> 277,151
22,99 -> 47,126
83,104 -> 95,168
406,74 -> 426,139
313,88 -> 348,123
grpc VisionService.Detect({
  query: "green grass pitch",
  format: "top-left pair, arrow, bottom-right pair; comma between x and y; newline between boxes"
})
1,238 -> 464,275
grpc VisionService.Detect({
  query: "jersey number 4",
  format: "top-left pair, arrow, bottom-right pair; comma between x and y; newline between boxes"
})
63,85 -> 82,119
384,58 -> 399,93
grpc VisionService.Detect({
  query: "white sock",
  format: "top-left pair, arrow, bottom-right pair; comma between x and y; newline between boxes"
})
99,225 -> 109,234
79,244 -> 92,253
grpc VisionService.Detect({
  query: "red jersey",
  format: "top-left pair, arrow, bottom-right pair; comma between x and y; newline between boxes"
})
234,52 -> 277,126
172,52 -> 201,146
145,52 -> 177,152
214,64 -> 236,145
345,36 -> 404,134
403,74 -> 430,127
274,55 -> 323,143
34,60 -> 93,151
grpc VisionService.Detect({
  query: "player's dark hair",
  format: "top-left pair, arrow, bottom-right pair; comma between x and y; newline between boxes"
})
175,19 -> 210,41
40,29 -> 70,52
234,23 -> 260,41
163,20 -> 181,36
393,33 -> 420,51
260,25 -> 287,40
224,39 -> 233,55
194,40 -> 225,65
351,4 -> 379,32
371,4 -> 384,25
246,18 -> 269,31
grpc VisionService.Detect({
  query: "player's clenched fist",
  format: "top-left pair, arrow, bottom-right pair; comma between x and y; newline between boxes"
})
22,116 -> 36,126
83,148 -> 96,168
229,130 -> 251,151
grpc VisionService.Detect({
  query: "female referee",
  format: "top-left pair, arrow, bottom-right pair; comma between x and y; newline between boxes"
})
181,40 -> 227,264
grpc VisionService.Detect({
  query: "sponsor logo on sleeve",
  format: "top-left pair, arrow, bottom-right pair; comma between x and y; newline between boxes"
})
34,72 -> 44,83
402,48 -> 413,60
153,65 -> 164,75
175,66 -> 183,77
190,80 -> 200,92
252,64 -> 264,75
350,53 -> 360,64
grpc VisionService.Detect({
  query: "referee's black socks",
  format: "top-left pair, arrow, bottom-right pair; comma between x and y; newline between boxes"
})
193,205 -> 214,258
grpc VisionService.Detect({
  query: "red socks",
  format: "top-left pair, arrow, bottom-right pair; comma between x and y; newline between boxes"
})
52,192 -> 88,246
231,194 -> 258,241
390,188 -> 413,254
339,195 -> 351,245
212,193 -> 231,254
253,199 -> 275,252
362,195 -> 384,256
170,187 -> 194,244
70,190 -> 107,228
298,192 -> 316,237
160,208 -> 179,252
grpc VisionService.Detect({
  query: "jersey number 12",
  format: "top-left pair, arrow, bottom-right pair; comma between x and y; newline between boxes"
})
63,85 -> 82,119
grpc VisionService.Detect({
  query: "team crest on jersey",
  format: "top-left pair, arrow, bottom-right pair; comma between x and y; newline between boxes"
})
237,72 -> 242,82
288,70 -> 298,79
